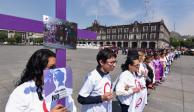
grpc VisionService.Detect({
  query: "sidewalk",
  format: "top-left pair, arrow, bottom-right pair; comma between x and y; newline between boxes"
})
143,56 -> 194,112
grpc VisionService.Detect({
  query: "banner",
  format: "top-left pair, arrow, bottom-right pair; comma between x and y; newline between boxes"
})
43,67 -> 72,111
128,79 -> 146,112
43,15 -> 77,49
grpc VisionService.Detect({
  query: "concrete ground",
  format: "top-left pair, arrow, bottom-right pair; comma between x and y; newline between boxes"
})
0,46 -> 193,112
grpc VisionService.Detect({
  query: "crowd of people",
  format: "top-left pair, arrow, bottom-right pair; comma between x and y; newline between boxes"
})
5,47 -> 179,112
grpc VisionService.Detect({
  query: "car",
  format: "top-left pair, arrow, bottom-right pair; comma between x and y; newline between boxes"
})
3,42 -> 8,45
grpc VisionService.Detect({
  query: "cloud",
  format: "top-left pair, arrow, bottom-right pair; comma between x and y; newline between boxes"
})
82,0 -> 140,21
177,13 -> 194,35
151,9 -> 173,31
150,0 -> 194,35
80,0 -> 194,35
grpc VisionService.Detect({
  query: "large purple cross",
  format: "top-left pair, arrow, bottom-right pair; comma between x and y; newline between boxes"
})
0,0 -> 96,68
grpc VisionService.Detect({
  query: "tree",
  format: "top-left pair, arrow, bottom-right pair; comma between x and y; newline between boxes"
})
170,37 -> 180,48
0,30 -> 8,42
7,38 -> 16,44
15,32 -> 22,43
184,38 -> 194,48
33,38 -> 43,45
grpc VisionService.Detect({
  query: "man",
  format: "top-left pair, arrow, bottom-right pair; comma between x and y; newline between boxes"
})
77,48 -> 117,112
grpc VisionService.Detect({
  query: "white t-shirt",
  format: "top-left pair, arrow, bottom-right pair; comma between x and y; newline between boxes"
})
79,69 -> 112,112
116,70 -> 137,105
5,80 -> 76,112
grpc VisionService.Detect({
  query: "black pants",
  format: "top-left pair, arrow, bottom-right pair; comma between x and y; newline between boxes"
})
119,103 -> 129,112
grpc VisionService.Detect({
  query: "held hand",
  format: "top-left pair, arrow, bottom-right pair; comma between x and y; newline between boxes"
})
51,104 -> 68,112
101,92 -> 113,101
124,85 -> 133,91
132,87 -> 141,93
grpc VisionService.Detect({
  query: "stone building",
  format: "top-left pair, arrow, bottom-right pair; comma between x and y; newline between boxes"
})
78,20 -> 170,49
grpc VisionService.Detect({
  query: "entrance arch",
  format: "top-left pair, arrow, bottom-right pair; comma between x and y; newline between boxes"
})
132,42 -> 137,48
149,42 -> 156,49
141,42 -> 147,48
106,42 -> 110,45
123,42 -> 128,48
117,42 -> 122,48
112,42 -> 116,47
100,42 -> 103,46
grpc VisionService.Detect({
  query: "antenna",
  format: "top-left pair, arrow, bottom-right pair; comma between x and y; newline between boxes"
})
144,0 -> 152,22
95,9 -> 98,21
95,13 -> 98,20
174,22 -> 176,32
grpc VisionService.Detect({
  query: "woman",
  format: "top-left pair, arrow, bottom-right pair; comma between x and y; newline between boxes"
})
77,48 -> 117,112
144,54 -> 155,89
5,49 -> 76,112
115,54 -> 141,112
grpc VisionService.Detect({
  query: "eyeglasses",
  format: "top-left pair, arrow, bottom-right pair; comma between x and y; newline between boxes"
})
133,64 -> 140,68
106,60 -> 117,65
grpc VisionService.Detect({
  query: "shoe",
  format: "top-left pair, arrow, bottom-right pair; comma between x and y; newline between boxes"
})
153,83 -> 158,86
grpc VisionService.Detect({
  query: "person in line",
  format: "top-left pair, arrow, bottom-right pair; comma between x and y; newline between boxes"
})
144,54 -> 155,89
115,53 -> 141,112
77,48 -> 117,112
5,49 -> 76,112
137,51 -> 148,104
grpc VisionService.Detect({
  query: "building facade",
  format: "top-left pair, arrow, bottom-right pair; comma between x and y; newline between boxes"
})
78,20 -> 170,49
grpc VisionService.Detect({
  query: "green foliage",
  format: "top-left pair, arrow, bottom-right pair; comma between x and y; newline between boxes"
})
0,30 -> 8,42
170,36 -> 194,48
33,38 -> 43,44
7,38 -> 16,44
170,37 -> 180,48
14,32 -> 22,43
184,38 -> 194,48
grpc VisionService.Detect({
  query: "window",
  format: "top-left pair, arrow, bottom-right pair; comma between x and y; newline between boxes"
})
118,34 -> 122,40
142,34 -> 147,39
100,28 -> 106,34
150,33 -> 156,39
118,28 -> 123,33
124,28 -> 129,33
99,30 -> 102,34
107,35 -> 110,40
133,35 -> 136,39
112,28 -> 116,33
133,27 -> 138,32
159,33 -> 163,39
102,36 -> 106,40
124,34 -> 128,39
143,26 -> 148,32
151,26 -> 156,31
97,36 -> 101,40
129,34 -> 132,40
112,35 -> 117,40
107,29 -> 111,34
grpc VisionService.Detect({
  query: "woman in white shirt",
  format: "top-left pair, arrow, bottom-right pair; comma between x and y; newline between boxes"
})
5,49 -> 76,112
115,54 -> 141,112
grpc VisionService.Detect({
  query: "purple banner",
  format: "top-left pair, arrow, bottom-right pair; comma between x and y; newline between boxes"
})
78,29 -> 97,39
0,14 -> 43,33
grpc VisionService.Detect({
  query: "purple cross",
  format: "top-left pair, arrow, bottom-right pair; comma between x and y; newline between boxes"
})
0,0 -> 97,67
1,1 -> 96,109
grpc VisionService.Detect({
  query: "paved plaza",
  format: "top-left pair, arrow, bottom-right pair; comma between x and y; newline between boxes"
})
0,46 -> 194,112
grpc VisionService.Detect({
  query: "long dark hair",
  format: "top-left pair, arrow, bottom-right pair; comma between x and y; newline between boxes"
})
16,49 -> 55,100
96,48 -> 117,66
121,54 -> 139,71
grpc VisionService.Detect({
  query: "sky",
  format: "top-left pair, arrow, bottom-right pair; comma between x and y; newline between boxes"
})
0,0 -> 194,35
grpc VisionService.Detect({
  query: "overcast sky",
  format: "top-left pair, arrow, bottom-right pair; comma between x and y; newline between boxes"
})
0,0 -> 194,35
